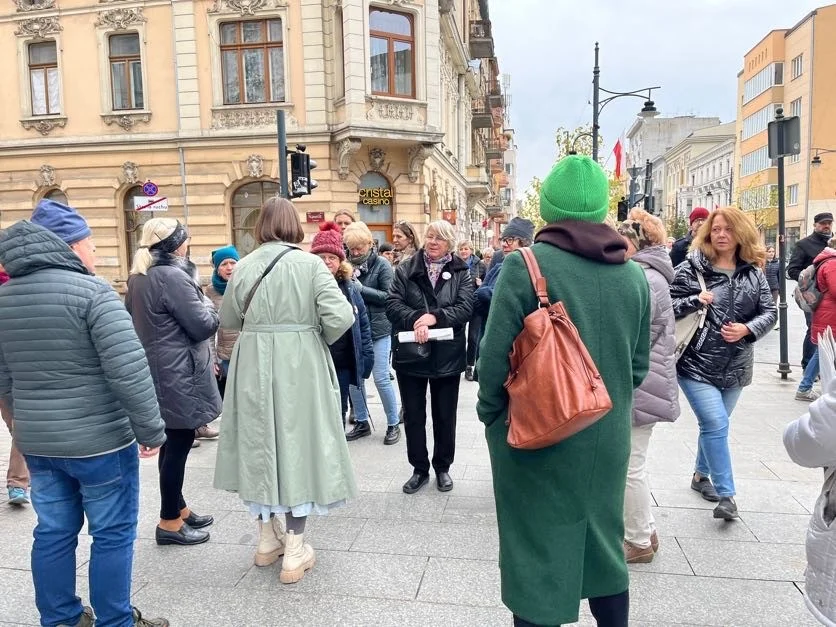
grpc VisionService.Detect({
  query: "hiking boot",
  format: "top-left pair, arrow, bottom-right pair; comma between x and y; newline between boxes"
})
279,531 -> 315,584
623,541 -> 654,564
254,516 -> 285,566
691,475 -> 720,502
59,605 -> 94,627
384,425 -> 401,445
345,420 -> 371,441
713,497 -> 739,521
195,424 -> 219,439
132,606 -> 169,627
795,389 -> 820,402
8,486 -> 30,505
465,366 -> 474,381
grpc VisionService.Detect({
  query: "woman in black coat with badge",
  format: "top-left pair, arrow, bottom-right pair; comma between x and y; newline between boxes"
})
386,220 -> 474,495
126,217 -> 222,547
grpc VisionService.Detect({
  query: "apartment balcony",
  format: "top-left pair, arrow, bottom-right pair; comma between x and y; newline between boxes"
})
471,98 -> 492,129
469,20 -> 494,58
494,171 -> 510,188
491,105 -> 504,129
486,78 -> 504,108
485,138 -> 504,159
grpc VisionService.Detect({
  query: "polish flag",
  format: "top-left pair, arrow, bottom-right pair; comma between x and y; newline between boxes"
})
612,138 -> 624,180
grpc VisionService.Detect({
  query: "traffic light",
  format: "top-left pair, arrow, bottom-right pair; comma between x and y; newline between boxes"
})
289,145 -> 318,198
617,197 -> 628,222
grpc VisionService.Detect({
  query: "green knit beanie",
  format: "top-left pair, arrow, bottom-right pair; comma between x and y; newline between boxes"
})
539,155 -> 610,224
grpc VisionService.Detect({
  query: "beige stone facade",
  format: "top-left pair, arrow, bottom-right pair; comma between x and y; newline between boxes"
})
0,0 -> 511,284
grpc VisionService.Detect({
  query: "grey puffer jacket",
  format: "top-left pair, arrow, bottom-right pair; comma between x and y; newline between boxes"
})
354,249 -> 393,339
631,246 -> 680,426
0,221 -> 166,457
126,251 -> 222,430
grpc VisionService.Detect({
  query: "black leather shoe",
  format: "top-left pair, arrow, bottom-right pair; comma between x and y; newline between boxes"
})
713,497 -> 739,520
436,472 -> 454,492
183,512 -> 214,529
383,425 -> 401,445
345,420 -> 371,441
402,472 -> 429,494
155,523 -> 210,546
691,475 -> 720,502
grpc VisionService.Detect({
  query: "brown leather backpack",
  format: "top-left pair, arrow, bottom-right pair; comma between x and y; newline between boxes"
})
503,247 -> 613,450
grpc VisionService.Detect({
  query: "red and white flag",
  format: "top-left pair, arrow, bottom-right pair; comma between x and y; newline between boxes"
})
612,138 -> 624,180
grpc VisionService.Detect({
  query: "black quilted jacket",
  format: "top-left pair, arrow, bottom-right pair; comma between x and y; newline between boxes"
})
671,250 -> 777,389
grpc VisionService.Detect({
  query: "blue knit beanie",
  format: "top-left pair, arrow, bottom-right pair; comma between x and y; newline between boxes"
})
211,245 -> 240,269
31,199 -> 92,245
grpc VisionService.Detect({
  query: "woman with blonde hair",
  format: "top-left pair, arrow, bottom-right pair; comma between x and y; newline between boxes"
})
213,197 -> 356,584
126,217 -> 221,546
386,220 -> 474,494
616,209 -> 680,563
671,207 -> 776,520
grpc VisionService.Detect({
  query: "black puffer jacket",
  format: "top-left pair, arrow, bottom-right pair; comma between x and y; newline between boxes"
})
764,258 -> 780,291
126,251 -> 222,430
671,250 -> 777,389
787,231 -> 830,280
386,251 -> 474,378
354,250 -> 393,339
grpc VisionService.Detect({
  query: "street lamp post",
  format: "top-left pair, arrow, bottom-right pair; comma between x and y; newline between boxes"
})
591,42 -> 661,162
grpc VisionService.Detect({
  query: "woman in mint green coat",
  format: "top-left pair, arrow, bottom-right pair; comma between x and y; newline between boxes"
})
477,156 -> 650,627
213,198 -> 356,585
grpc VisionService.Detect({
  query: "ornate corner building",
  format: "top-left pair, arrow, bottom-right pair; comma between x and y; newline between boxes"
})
0,0 -> 513,281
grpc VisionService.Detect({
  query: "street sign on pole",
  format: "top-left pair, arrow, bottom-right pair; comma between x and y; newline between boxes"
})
134,197 -> 168,212
142,181 -> 159,197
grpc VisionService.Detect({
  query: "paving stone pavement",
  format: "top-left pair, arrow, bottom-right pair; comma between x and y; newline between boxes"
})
0,298 -> 826,626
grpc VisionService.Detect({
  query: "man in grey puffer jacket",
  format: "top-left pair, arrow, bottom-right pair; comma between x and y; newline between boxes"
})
0,199 -> 169,627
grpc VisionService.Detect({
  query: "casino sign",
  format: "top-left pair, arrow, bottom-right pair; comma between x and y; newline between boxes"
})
359,187 -> 394,206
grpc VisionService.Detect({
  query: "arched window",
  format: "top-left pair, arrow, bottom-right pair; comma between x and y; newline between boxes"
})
231,180 -> 278,255
44,188 -> 68,204
356,172 -> 393,245
123,186 -> 153,264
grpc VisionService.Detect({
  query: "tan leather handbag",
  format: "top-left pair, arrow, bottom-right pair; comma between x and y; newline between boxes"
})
503,247 -> 613,450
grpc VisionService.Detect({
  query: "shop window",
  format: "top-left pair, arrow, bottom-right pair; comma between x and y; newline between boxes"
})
109,33 -> 144,110
220,19 -> 285,105
123,186 -> 153,263
28,41 -> 60,116
231,180 -> 278,255
356,172 -> 393,245
369,8 -> 414,98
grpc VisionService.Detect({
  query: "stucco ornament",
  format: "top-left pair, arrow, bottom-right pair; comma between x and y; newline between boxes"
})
95,7 -> 146,29
368,148 -> 386,172
14,16 -> 62,37
38,165 -> 56,187
122,161 -> 140,184
337,138 -> 362,181
246,154 -> 264,179
407,144 -> 435,184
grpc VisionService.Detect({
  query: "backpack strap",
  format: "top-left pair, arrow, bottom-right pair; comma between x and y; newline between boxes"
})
519,247 -> 550,308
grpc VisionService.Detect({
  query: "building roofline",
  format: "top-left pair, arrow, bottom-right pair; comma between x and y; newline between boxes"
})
785,6 -> 828,37
663,133 -> 736,162
742,29 -> 787,59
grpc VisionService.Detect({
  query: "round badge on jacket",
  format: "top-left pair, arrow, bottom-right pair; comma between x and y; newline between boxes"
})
442,272 -> 452,280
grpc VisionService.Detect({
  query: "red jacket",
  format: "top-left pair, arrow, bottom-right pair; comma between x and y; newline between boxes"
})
812,248 -> 836,344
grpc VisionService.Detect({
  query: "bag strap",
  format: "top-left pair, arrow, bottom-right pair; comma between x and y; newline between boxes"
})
696,271 -> 706,292
519,247 -> 550,307
241,246 -> 298,319
695,271 -> 708,328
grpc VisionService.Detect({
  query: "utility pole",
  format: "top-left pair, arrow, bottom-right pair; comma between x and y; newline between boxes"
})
276,110 -> 289,199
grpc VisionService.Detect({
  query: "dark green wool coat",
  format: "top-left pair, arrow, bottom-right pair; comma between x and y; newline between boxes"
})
477,241 -> 650,626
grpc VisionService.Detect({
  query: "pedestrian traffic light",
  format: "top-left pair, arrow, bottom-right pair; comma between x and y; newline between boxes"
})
617,197 -> 628,222
289,145 -> 318,198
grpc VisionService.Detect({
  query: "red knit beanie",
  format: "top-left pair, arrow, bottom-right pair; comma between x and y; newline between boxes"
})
310,222 -> 345,260
689,207 -> 710,225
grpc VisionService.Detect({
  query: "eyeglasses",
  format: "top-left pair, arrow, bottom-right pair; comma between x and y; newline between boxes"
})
501,237 -> 519,245
425,234 -> 444,242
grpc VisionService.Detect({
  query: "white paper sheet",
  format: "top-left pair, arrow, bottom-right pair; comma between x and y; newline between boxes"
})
397,328 -> 455,343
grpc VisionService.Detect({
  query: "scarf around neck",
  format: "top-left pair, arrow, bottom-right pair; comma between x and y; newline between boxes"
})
212,271 -> 228,295
423,250 -> 452,288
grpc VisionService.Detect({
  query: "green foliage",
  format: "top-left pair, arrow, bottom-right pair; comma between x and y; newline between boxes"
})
518,177 -> 545,230
667,213 -> 689,239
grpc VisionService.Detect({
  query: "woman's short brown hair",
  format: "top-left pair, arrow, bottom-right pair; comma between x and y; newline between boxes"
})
254,197 -> 304,245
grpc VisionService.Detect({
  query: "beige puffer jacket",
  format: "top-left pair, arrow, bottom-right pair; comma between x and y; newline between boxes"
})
204,284 -> 239,362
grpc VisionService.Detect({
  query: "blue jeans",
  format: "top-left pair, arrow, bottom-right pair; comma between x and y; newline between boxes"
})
678,377 -> 742,498
799,348 -> 820,392
349,336 -> 400,427
25,444 -> 140,627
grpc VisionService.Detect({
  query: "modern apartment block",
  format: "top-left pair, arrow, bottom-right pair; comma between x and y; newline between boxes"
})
735,4 -> 836,247
0,0 -> 512,282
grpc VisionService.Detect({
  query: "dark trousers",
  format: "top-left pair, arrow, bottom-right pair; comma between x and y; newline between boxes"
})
336,368 -> 352,424
397,373 -> 460,475
512,590 -> 629,627
803,310 -> 815,370
466,317 -> 483,367
158,428 -> 195,520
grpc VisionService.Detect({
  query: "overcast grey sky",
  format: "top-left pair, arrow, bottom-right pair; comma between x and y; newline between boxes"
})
491,0 -> 827,188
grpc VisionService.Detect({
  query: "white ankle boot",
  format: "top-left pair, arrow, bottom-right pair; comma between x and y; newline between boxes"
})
254,516 -> 285,567
279,530 -> 315,584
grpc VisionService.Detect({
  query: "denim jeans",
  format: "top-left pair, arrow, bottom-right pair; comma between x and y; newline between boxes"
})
799,348 -> 820,392
349,336 -> 400,426
678,377 -> 742,497
25,444 -> 139,627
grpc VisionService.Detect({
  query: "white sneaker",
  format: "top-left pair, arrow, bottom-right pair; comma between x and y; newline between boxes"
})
795,389 -> 820,402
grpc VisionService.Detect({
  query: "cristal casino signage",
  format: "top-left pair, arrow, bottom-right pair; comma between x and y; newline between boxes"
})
359,187 -> 394,206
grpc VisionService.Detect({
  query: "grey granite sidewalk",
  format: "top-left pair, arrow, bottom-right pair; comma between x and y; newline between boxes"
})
0,299 -> 825,626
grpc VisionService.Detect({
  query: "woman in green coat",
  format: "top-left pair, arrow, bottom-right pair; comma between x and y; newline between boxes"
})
477,156 -> 650,627
213,198 -> 357,585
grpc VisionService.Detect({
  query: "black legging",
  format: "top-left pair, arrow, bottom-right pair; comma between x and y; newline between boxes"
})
512,590 -> 629,627
158,428 -> 196,521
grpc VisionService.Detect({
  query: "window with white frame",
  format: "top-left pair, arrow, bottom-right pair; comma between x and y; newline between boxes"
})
791,54 -> 803,80
743,63 -> 783,104
28,41 -> 60,116
220,19 -> 285,105
788,184 -> 799,205
791,97 -> 802,119
742,103 -> 783,140
740,146 -> 771,177
109,33 -> 144,110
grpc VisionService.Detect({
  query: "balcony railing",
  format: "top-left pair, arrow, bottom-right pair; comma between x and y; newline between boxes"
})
469,20 -> 494,58
471,98 -> 492,129
485,138 -> 504,159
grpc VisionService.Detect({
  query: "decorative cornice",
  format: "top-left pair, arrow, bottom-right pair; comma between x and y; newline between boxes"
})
20,116 -> 67,135
14,16 -> 62,38
95,7 -> 146,30
38,165 -> 56,188
122,161 -> 139,184
209,0 -> 287,16
211,106 -> 297,131
407,143 -> 436,184
15,0 -> 56,12
102,112 -> 151,131
337,138 -> 361,181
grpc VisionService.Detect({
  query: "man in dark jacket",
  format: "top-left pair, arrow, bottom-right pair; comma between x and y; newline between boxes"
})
787,212 -> 833,368
670,207 -> 709,268
0,200 -> 169,627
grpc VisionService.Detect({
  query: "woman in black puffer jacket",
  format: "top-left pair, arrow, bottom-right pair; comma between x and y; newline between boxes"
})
126,218 -> 221,547
671,207 -> 776,522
